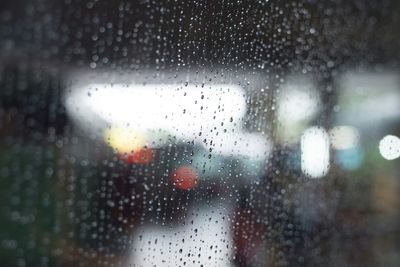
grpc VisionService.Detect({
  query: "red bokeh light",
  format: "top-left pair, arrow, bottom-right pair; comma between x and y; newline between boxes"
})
119,148 -> 154,164
170,166 -> 198,190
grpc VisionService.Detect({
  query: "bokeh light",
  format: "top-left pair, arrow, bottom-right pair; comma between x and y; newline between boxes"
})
170,166 -> 198,190
104,125 -> 147,154
301,127 -> 330,178
119,148 -> 154,164
329,126 -> 360,150
379,135 -> 400,160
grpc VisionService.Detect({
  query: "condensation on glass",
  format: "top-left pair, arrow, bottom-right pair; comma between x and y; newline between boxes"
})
0,1 -> 400,267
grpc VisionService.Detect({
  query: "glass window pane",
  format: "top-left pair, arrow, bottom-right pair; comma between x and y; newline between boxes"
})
1,1 -> 400,266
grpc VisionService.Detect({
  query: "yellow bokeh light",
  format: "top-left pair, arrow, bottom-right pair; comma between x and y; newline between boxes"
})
104,126 -> 147,154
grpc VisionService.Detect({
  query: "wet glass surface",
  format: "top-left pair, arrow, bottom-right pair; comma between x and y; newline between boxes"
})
1,1 -> 400,266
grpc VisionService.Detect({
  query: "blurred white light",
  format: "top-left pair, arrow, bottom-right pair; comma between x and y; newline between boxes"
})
66,83 -> 246,132
208,132 -> 272,160
127,204 -> 233,267
277,80 -> 320,122
379,135 -> 400,160
301,127 -> 330,178
329,126 -> 360,150
65,83 -> 269,160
